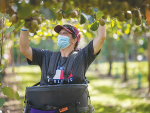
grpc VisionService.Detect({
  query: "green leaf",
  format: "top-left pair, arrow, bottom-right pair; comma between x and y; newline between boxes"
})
40,7 -> 56,21
0,12 -> 3,18
17,2 -> 33,19
93,8 -> 99,12
88,15 -> 95,24
0,98 -> 5,107
5,14 -> 11,20
1,86 -> 19,100
90,21 -> 99,31
96,11 -> 103,21
80,14 -> 86,24
4,26 -> 15,35
62,5 -> 72,15
81,13 -> 95,24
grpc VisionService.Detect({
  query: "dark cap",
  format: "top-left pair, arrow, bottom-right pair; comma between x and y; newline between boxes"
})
54,24 -> 81,43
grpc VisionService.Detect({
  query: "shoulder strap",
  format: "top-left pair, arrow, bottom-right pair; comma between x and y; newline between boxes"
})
47,52 -> 61,78
63,51 -> 78,83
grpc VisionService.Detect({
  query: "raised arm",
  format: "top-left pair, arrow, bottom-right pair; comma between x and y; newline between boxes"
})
93,24 -> 106,55
20,30 -> 32,61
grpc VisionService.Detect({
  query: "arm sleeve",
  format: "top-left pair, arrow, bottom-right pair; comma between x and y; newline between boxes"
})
27,47 -> 45,67
82,40 -> 101,66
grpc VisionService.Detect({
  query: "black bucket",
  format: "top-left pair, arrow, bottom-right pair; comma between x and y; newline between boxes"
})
25,84 -> 89,112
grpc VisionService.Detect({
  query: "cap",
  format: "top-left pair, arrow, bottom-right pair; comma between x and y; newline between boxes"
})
54,24 -> 81,43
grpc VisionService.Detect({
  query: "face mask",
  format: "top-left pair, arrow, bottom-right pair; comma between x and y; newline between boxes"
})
57,35 -> 71,49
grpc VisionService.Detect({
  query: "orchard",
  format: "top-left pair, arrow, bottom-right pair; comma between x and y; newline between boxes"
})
0,0 -> 150,112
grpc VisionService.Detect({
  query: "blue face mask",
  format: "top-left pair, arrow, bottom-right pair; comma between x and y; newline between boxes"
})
57,35 -> 70,49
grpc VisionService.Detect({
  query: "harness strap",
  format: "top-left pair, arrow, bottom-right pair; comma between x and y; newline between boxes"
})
46,52 -> 61,84
33,82 -> 40,86
62,51 -> 78,84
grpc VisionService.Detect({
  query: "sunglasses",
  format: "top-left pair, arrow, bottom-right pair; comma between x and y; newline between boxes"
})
63,25 -> 76,37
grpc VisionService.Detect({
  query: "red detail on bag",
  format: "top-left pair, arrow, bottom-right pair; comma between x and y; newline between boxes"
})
59,107 -> 68,112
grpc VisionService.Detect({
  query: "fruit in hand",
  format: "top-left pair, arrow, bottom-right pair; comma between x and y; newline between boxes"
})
24,21 -> 31,29
31,20 -> 39,29
99,18 -> 105,26
35,17 -> 42,24
29,28 -> 36,33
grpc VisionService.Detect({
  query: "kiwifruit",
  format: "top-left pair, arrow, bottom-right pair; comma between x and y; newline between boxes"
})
6,6 -> 15,17
125,11 -> 132,20
128,0 -> 136,8
61,2 -> 70,11
73,0 -> 80,8
29,0 -> 41,6
98,0 -> 104,9
90,0 -> 99,7
135,17 -> 141,25
11,14 -> 18,23
31,20 -> 38,28
43,0 -> 51,8
63,14 -> 70,18
82,6 -> 93,15
36,26 -> 40,31
133,9 -> 141,18
99,18 -> 105,26
29,28 -> 36,33
70,10 -> 78,18
35,17 -> 42,24
121,2 -> 129,12
53,0 -> 59,6
117,12 -> 125,22
56,11 -> 62,20
24,21 -> 31,29
102,15 -> 107,20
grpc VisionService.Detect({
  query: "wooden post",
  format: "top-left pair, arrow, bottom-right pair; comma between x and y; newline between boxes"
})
108,37 -> 112,77
123,34 -> 128,81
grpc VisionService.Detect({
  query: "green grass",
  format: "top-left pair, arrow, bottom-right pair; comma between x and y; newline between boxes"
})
5,61 -> 150,113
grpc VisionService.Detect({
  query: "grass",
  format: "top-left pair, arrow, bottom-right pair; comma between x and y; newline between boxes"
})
5,61 -> 150,113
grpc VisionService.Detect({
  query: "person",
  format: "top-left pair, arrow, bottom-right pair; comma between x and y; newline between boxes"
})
20,23 -> 106,113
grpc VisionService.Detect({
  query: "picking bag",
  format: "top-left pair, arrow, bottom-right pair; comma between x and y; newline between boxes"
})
25,84 -> 89,113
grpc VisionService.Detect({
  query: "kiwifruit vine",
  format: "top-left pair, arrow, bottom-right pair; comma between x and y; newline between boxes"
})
0,0 -> 150,33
